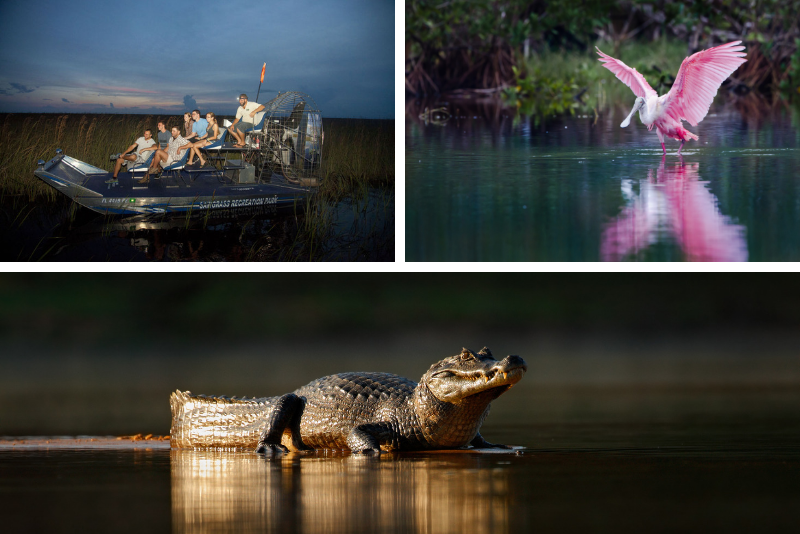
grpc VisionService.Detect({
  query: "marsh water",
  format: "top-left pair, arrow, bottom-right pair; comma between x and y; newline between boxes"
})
406,101 -> 800,261
0,187 -> 394,261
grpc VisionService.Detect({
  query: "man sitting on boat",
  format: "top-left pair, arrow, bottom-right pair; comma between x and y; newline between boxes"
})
105,129 -> 157,184
229,94 -> 264,148
140,126 -> 190,183
185,109 -> 208,143
156,121 -> 171,149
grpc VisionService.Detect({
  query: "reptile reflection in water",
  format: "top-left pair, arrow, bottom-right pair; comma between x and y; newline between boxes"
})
171,449 -> 513,534
601,156 -> 747,261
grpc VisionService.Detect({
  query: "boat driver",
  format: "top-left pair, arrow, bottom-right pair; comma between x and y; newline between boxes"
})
229,94 -> 265,148
105,129 -> 157,184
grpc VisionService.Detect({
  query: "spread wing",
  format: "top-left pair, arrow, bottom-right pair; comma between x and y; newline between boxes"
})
596,47 -> 657,100
663,41 -> 747,126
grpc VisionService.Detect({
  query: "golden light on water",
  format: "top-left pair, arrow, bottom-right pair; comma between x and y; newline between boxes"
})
171,450 -> 512,534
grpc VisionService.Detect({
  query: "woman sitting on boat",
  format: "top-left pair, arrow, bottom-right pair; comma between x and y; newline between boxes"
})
183,112 -> 194,139
186,112 -> 220,167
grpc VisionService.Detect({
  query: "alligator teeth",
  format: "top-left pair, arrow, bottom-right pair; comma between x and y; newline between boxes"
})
503,372 -> 508,380
484,375 -> 488,383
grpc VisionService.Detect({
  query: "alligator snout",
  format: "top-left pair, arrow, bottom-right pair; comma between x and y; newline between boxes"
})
483,355 -> 526,386
497,354 -> 527,373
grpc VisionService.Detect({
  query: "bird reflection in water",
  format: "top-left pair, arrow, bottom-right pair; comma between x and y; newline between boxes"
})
171,449 -> 512,534
601,156 -> 747,261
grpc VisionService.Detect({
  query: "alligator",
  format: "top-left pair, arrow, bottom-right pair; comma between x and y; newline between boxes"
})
170,347 -> 526,454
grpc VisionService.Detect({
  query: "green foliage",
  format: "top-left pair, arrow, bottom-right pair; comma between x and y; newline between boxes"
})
504,39 -> 688,119
779,38 -> 800,100
406,0 -> 615,93
407,0 -> 799,106
407,0 -> 613,53
503,66 -> 579,123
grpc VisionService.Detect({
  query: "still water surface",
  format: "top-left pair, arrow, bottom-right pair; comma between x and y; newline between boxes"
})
0,188 -> 393,261
3,385 -> 799,534
406,103 -> 800,261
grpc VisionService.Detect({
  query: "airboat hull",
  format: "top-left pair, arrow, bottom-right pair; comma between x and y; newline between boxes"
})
34,154 -> 315,216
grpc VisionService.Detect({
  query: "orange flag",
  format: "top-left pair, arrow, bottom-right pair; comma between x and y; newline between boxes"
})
260,63 -> 266,83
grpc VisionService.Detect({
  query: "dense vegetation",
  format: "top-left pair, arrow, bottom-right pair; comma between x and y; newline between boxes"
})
406,0 -> 800,112
3,274 -> 800,346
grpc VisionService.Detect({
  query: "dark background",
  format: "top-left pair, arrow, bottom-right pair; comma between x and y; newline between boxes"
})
1,273 -> 799,436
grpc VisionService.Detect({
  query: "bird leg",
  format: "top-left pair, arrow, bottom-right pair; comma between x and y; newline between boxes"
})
677,140 -> 685,155
661,143 -> 666,155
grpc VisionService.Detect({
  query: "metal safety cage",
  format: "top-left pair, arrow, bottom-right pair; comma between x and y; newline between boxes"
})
245,91 -> 323,187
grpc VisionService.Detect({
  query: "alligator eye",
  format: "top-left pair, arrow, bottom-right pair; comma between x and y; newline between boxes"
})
433,371 -> 455,379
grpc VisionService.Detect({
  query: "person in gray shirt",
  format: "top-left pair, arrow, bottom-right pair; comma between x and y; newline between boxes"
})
156,121 -> 171,149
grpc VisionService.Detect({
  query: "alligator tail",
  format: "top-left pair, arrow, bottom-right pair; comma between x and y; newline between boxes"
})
169,390 -> 275,449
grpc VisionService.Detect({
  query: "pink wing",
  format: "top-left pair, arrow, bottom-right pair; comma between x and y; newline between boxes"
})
596,47 -> 657,99
663,41 -> 747,126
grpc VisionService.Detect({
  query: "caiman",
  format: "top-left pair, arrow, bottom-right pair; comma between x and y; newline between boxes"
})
170,347 -> 526,454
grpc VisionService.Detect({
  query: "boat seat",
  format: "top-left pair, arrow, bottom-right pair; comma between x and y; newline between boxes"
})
200,127 -> 227,151
162,144 -> 191,173
127,150 -> 156,175
244,111 -> 267,133
201,128 -> 253,167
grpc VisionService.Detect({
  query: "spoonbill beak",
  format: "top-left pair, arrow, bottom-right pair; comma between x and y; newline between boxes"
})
621,100 -> 643,128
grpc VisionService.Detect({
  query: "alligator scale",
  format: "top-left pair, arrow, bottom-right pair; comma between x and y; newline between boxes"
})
170,348 -> 526,454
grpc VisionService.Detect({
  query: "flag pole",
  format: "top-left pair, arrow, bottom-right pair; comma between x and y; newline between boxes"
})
255,63 -> 266,103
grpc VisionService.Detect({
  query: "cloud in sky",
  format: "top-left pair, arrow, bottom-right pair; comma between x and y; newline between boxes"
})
10,82 -> 35,94
0,82 -> 36,96
61,98 -> 70,103
0,0 -> 394,118
183,95 -> 198,112
109,102 -> 113,108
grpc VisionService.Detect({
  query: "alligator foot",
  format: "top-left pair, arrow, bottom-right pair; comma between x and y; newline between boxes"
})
351,447 -> 382,456
346,422 -> 393,455
470,434 -> 511,449
255,442 -> 289,456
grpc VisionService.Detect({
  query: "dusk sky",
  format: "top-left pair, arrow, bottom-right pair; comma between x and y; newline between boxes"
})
0,0 -> 393,118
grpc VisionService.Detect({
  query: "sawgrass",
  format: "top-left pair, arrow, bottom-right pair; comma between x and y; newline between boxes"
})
320,118 -> 394,198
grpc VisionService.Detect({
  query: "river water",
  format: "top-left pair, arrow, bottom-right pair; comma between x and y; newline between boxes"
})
3,389 -> 799,534
406,101 -> 800,261
3,334 -> 800,533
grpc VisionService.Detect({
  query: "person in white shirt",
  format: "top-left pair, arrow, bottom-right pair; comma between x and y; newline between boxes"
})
229,93 -> 264,147
105,129 -> 157,184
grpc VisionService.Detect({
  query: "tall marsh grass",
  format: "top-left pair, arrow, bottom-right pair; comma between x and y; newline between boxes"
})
320,118 -> 394,197
0,113 -> 394,204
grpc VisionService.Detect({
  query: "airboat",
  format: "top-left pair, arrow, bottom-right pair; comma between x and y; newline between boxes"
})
33,92 -> 323,215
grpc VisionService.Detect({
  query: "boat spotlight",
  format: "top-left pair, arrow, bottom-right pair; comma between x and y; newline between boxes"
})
37,159 -> 45,169
56,148 -> 63,155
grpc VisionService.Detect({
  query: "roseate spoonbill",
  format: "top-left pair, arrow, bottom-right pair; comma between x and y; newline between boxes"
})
596,42 -> 747,155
